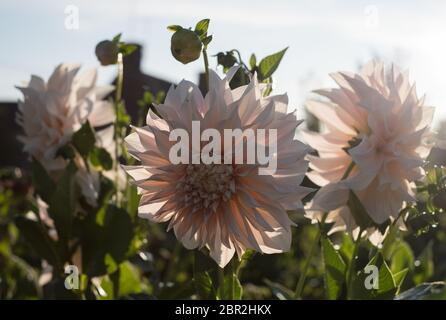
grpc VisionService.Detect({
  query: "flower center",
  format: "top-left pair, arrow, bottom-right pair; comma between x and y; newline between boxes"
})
178,164 -> 236,212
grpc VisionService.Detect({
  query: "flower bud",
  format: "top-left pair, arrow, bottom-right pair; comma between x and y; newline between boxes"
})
95,40 -> 119,66
170,29 -> 202,64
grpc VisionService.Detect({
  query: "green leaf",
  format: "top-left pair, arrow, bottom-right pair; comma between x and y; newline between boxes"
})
321,237 -> 347,299
30,158 -> 56,203
117,261 -> 142,297
47,161 -> 77,259
116,101 -> 131,127
347,190 -> 374,229
263,279 -> 294,300
14,216 -> 60,269
249,53 -> 257,70
81,205 -> 133,277
195,271 -> 215,300
351,253 -> 397,299
258,47 -> 288,81
89,147 -> 113,171
413,241 -> 434,284
167,25 -> 182,32
376,256 -> 397,298
389,240 -> 414,274
157,281 -> 195,299
98,262 -> 142,299
194,18 -> 210,37
118,43 -> 138,56
223,273 -> 243,300
112,33 -> 122,44
103,205 -> 134,263
72,121 -> 96,157
201,35 -> 213,47
339,232 -> 355,264
193,250 -> 218,300
393,268 -> 409,292
395,282 -> 445,300
56,144 -> 75,160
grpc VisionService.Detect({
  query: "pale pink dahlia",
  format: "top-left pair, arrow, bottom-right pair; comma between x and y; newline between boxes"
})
123,68 -> 311,267
304,61 -> 434,240
16,63 -> 119,206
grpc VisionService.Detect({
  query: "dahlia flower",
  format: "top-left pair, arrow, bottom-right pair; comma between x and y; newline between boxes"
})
305,60 -> 434,240
16,63 -> 118,206
123,67 -> 311,267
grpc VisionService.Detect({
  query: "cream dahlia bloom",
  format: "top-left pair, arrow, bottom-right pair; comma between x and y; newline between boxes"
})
123,68 -> 311,267
16,63 -> 119,206
304,60 -> 434,241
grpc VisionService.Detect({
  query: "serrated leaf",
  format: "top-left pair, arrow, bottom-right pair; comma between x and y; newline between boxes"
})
351,253 -> 397,300
258,47 -> 288,81
376,257 -> 397,298
322,237 -> 347,299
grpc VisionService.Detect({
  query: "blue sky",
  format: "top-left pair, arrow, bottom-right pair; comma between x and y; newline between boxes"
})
1,0 -> 445,122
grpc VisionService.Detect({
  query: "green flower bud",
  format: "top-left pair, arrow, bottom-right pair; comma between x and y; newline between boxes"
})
95,40 -> 119,66
170,29 -> 202,64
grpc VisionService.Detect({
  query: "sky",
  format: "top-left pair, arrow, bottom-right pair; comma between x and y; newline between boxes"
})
1,0 -> 446,124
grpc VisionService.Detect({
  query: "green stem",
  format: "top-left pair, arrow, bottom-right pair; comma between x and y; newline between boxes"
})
294,162 -> 355,299
116,53 -> 124,102
341,161 -> 355,180
114,53 -> 124,205
229,259 -> 237,300
202,48 -> 210,93
294,227 -> 321,299
218,267 -> 225,300
110,265 -> 121,299
346,228 -> 363,299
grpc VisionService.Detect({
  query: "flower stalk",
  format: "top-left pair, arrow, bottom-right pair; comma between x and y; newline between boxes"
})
114,52 -> 124,205
346,228 -> 363,299
202,47 -> 210,93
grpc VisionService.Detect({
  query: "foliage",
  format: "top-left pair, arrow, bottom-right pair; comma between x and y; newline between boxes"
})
1,18 -> 446,301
